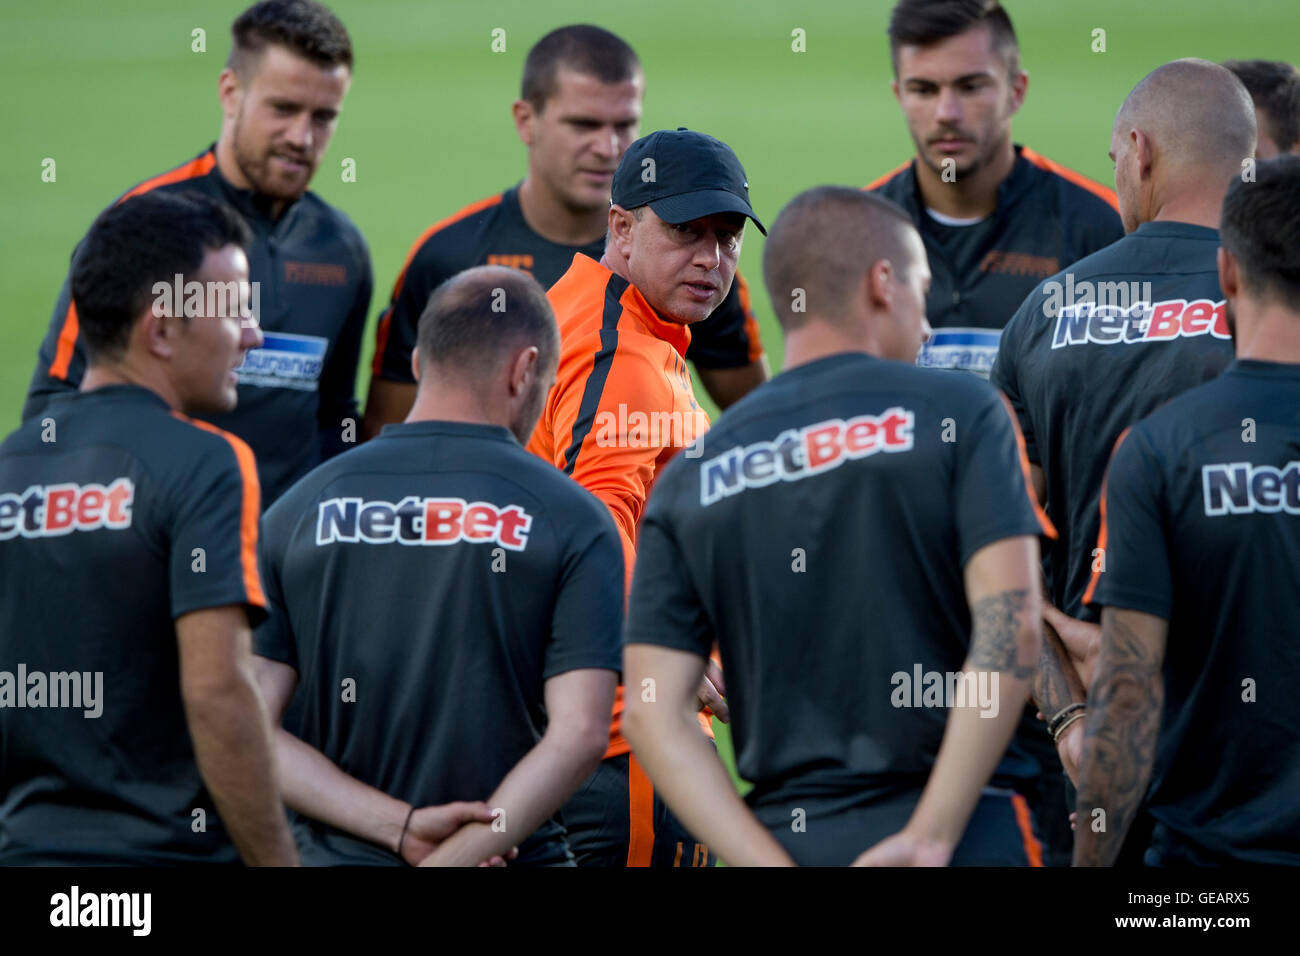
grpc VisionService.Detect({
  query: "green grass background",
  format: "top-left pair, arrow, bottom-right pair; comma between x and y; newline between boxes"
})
1,0 -> 1295,780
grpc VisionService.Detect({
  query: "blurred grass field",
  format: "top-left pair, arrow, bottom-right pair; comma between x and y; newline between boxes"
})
1,0 -> 1295,782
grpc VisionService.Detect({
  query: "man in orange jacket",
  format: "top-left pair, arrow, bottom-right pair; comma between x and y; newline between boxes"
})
528,128 -> 764,866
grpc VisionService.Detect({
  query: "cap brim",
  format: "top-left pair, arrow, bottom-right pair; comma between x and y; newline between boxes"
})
648,189 -> 767,236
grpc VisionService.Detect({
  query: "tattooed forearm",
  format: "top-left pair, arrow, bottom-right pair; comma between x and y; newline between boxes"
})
968,588 -> 1035,680
1032,622 -> 1086,719
1073,608 -> 1165,866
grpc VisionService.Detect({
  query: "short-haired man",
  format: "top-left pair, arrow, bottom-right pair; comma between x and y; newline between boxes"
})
991,59 -> 1254,864
1075,156 -> 1300,866
254,266 -> 622,866
869,0 -> 1122,376
1223,59 -> 1300,159
362,24 -> 768,439
23,0 -> 371,507
623,186 -> 1053,866
0,192 -> 296,865
873,0 -> 1124,864
526,128 -> 763,866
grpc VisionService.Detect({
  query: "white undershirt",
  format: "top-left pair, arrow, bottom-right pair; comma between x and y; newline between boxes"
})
924,207 -> 989,227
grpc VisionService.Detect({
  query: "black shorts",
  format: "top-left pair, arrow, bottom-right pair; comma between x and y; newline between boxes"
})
561,752 -> 717,867
754,787 -> 1044,866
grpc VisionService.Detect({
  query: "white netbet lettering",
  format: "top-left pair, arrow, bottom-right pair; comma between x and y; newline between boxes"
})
1202,461 -> 1300,516
700,409 -> 914,506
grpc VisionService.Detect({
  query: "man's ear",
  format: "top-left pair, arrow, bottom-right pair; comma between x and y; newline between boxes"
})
609,205 -> 636,258
891,78 -> 901,104
1009,69 -> 1029,115
139,306 -> 177,361
509,345 -> 539,396
866,259 -> 895,313
1133,128 -> 1154,180
513,99 -> 535,147
410,345 -> 422,385
218,68 -> 242,121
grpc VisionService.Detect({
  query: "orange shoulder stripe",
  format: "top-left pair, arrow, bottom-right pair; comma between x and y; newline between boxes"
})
50,152 -> 217,381
387,193 -> 504,301
171,413 -> 267,609
864,160 -> 911,191
117,152 -> 218,205
1082,427 -> 1132,606
998,392 -> 1057,539
733,271 -> 765,363
1020,146 -> 1120,213
49,301 -> 81,380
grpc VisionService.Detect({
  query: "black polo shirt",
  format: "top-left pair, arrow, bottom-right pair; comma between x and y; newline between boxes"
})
626,353 -> 1052,821
255,420 -> 624,865
1085,360 -> 1300,865
369,184 -> 764,386
0,385 -> 266,864
869,145 -> 1124,375
22,146 -> 374,506
992,221 -> 1235,620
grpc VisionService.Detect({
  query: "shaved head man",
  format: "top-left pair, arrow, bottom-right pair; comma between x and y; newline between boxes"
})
624,186 -> 1052,866
1110,59 -> 1257,234
992,59 -> 1251,865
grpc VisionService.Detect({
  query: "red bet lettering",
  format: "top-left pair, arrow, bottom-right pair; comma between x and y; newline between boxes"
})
462,504 -> 496,541
1181,299 -> 1214,335
881,411 -> 912,447
44,485 -> 77,533
1146,301 -> 1184,339
77,488 -> 105,527
804,422 -> 843,472
104,479 -> 133,527
424,500 -> 464,543
1211,301 -> 1230,338
496,505 -> 532,550
843,420 -> 879,454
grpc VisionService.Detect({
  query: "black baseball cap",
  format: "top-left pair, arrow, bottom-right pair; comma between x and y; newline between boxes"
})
611,128 -> 766,235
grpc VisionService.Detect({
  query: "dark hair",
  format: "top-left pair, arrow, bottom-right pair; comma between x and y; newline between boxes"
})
70,192 -> 252,361
1223,60 -> 1300,153
762,186 -> 919,331
521,25 -> 641,111
1220,155 -> 1300,309
888,0 -> 1020,77
416,266 -> 559,378
226,0 -> 353,77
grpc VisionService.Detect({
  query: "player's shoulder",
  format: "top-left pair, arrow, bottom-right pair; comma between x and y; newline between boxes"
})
163,410 -> 258,478
405,191 -> 508,266
1017,145 -> 1120,218
113,148 -> 220,205
864,159 -> 914,199
1128,372 -> 1233,451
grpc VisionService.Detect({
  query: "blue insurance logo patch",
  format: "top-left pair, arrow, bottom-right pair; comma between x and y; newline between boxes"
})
236,332 -> 327,391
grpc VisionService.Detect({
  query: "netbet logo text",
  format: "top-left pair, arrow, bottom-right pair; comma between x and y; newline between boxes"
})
316,496 -> 533,550
0,479 -> 134,540
1051,298 -> 1229,349
1202,461 -> 1300,516
700,409 -> 914,506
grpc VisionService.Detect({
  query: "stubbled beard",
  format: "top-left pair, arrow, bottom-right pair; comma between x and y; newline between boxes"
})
230,110 -> 310,201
